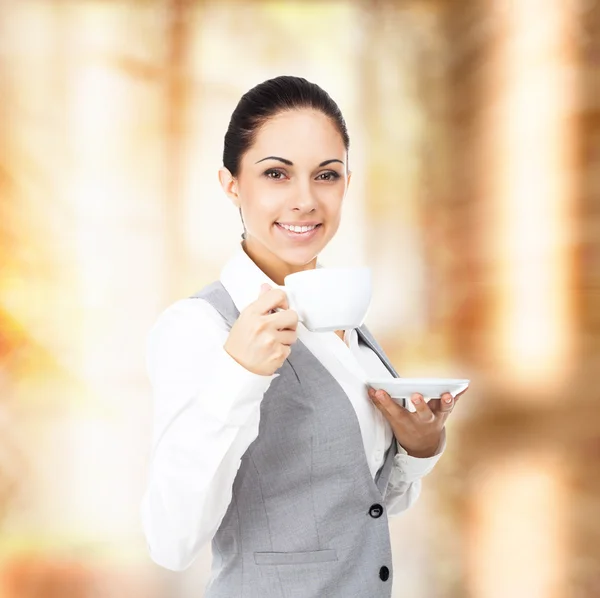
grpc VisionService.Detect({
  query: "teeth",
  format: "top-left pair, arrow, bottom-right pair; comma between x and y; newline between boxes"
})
278,223 -> 318,233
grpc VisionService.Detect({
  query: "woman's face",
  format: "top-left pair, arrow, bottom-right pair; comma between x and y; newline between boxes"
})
219,108 -> 351,278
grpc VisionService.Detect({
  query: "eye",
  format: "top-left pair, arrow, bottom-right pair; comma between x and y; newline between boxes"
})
264,169 -> 287,180
316,171 -> 341,181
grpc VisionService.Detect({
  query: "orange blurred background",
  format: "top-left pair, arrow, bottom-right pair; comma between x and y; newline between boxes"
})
0,1 -> 598,597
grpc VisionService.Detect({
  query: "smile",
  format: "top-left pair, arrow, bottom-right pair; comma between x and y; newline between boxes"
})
274,222 -> 323,241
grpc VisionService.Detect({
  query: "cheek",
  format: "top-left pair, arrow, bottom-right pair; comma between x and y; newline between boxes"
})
242,184 -> 282,223
319,186 -> 345,214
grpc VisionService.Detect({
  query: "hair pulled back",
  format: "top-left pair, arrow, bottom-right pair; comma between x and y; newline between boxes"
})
223,75 -> 350,178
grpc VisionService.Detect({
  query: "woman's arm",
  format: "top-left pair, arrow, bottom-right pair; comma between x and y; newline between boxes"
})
384,428 -> 446,516
139,298 -> 278,571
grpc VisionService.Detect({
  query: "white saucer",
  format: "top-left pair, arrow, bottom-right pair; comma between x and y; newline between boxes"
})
366,378 -> 470,412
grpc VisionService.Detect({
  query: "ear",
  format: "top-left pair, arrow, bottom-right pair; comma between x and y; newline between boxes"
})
218,167 -> 240,207
346,170 -> 352,189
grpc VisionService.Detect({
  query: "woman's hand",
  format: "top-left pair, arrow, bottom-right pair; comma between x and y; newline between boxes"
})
224,283 -> 299,376
367,387 -> 468,458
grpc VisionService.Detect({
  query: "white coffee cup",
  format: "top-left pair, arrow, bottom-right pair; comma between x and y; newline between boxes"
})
274,267 -> 372,332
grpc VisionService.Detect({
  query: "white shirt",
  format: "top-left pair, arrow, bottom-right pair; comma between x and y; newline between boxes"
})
140,242 -> 446,572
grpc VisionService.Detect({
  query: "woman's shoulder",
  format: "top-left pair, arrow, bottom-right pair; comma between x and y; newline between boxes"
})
145,296 -> 239,391
147,294 -> 228,346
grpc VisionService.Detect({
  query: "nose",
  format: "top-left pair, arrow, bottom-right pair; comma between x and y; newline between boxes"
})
291,180 -> 318,214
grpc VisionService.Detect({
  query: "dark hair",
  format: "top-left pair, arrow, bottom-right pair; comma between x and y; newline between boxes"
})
223,75 -> 350,178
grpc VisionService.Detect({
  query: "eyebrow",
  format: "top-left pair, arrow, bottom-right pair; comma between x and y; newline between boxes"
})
255,156 -> 344,167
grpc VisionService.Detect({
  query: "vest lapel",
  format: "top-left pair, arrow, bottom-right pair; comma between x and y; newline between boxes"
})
355,325 -> 402,489
356,325 -> 399,379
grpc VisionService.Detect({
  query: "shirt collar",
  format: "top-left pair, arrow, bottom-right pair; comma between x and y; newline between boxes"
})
220,241 -> 325,314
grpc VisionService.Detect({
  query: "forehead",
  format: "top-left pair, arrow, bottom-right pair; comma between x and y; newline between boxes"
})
246,109 -> 346,162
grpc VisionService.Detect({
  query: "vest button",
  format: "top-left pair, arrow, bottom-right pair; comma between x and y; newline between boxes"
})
379,565 -> 390,581
369,503 -> 383,518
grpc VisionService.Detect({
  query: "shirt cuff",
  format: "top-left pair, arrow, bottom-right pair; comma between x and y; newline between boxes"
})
200,345 -> 280,426
391,427 -> 447,484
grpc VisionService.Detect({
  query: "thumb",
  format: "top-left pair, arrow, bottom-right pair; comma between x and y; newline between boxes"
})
259,283 -> 272,296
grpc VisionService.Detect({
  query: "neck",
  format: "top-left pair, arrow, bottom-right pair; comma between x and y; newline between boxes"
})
242,238 -> 317,285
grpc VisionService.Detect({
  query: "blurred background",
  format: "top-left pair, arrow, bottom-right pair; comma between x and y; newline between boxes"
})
0,0 -> 598,596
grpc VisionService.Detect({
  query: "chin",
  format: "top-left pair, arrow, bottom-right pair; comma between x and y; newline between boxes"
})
250,226 -> 331,266
274,248 -> 317,267
276,239 -> 328,264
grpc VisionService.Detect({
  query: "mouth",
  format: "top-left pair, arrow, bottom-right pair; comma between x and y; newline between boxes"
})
274,222 -> 323,241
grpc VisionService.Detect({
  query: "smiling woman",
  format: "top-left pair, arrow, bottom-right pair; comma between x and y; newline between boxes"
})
214,76 -> 352,284
140,75 -> 450,597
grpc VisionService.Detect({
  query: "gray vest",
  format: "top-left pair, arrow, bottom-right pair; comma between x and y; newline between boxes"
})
191,281 -> 400,598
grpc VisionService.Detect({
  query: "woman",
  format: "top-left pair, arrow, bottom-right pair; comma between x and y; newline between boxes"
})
140,76 -> 464,597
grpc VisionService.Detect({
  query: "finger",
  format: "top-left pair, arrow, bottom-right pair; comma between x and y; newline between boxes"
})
410,393 -> 436,424
275,328 -> 297,346
425,397 -> 442,413
439,392 -> 454,413
368,388 -> 411,420
266,308 -> 299,331
431,388 -> 468,412
254,287 -> 289,314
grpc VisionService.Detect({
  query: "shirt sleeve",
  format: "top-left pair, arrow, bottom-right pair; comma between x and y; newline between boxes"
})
383,427 -> 447,517
139,298 -> 278,571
